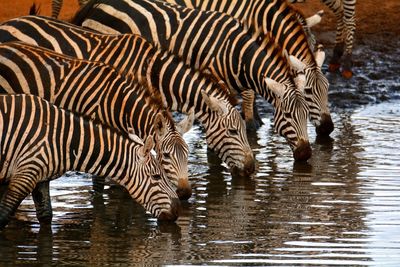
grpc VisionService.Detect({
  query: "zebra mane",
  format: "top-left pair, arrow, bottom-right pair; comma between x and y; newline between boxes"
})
201,70 -> 239,107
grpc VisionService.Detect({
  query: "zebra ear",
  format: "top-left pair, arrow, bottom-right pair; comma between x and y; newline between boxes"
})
154,113 -> 168,139
314,44 -> 326,68
306,10 -> 324,28
289,55 -> 306,72
127,128 -> 144,145
265,78 -> 285,98
294,73 -> 306,91
201,90 -> 229,116
176,109 -> 195,134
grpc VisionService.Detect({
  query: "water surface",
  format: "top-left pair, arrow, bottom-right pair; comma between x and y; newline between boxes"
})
1,95 -> 400,266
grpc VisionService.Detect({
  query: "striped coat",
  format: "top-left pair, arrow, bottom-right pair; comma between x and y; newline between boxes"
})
0,41 -> 188,212
0,15 -> 255,178
73,0 -> 312,161
0,94 -> 179,228
163,0 -> 334,136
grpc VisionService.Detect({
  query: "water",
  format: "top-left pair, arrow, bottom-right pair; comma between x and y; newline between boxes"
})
0,95 -> 400,266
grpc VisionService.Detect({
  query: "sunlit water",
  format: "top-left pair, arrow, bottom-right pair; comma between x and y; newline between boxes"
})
0,93 -> 399,266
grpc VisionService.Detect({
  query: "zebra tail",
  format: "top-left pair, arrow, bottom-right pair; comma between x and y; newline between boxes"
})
29,2 -> 40,15
71,0 -> 106,25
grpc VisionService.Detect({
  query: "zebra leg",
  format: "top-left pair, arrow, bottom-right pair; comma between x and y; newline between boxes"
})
324,0 -> 346,73
341,0 -> 356,79
32,181 -> 53,224
92,175 -> 105,194
51,0 -> 63,18
0,178 -> 32,229
241,90 -> 262,131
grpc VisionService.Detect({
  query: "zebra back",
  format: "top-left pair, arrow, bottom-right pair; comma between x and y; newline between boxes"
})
0,94 -> 179,228
0,41 -> 190,199
72,0 -> 312,160
0,15 -> 255,176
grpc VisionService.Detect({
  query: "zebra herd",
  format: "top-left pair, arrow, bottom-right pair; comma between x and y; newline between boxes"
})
0,0 -> 356,228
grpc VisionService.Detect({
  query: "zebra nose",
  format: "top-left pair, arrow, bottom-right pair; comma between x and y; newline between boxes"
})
316,113 -> 334,136
176,178 -> 192,200
243,151 -> 256,175
158,197 -> 181,221
293,139 -> 312,161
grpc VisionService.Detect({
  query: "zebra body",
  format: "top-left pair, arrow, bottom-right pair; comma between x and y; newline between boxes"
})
163,0 -> 333,136
73,0 -> 312,161
0,41 -> 189,217
0,94 -> 179,228
290,0 -> 356,78
0,15 -> 255,179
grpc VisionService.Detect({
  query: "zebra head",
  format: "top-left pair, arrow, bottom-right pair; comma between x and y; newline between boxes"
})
153,111 -> 191,200
265,78 -> 312,161
200,90 -> 255,176
125,134 -> 181,221
304,45 -> 334,136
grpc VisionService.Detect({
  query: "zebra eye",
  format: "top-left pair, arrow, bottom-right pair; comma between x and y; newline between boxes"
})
163,153 -> 170,159
228,129 -> 239,136
153,174 -> 162,181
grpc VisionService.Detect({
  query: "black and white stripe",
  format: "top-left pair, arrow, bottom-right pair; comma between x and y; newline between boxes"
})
0,41 -> 188,211
73,0 -> 312,161
0,15 -> 255,183
163,0 -> 334,136
0,94 -> 179,229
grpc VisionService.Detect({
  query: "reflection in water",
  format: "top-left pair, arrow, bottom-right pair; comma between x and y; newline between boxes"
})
1,100 -> 400,265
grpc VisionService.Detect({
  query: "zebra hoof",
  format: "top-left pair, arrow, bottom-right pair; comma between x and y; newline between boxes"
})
341,69 -> 353,79
328,63 -> 341,72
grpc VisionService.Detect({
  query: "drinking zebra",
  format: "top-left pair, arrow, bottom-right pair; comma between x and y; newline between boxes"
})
289,0 -> 356,79
73,0 -> 312,161
161,0 -> 334,137
0,41 -> 190,217
0,94 -> 180,229
0,15 -> 255,177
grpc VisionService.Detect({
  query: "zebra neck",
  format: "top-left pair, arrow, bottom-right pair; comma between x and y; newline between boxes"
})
68,119 -> 134,180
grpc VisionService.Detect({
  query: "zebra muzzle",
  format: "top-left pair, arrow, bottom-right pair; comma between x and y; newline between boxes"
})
158,197 -> 181,221
176,179 -> 192,201
316,113 -> 334,136
293,139 -> 312,161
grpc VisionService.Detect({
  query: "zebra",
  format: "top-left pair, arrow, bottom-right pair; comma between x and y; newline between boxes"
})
51,0 -> 89,18
72,0 -> 313,161
0,15 -> 255,179
160,0 -> 334,136
289,0 -> 356,79
0,41 -> 190,217
0,94 -> 180,229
